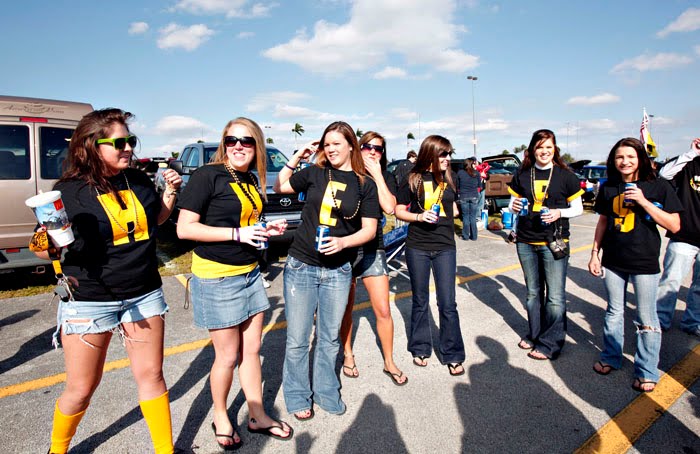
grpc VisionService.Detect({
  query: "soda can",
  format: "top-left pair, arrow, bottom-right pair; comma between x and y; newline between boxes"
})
540,207 -> 550,225
297,162 -> 311,202
315,225 -> 330,251
644,201 -> 663,221
430,203 -> 441,223
624,183 -> 637,204
520,198 -> 529,216
254,222 -> 268,250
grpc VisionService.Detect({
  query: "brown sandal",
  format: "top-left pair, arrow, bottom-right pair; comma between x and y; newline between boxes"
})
342,355 -> 359,378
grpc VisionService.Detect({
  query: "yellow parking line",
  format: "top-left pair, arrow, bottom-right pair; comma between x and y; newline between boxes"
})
575,344 -> 700,454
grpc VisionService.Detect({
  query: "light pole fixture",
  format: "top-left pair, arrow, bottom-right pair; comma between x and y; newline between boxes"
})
467,75 -> 478,157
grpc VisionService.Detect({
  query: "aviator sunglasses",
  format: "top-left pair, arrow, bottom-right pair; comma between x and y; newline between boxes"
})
96,135 -> 138,150
224,136 -> 256,148
360,143 -> 385,153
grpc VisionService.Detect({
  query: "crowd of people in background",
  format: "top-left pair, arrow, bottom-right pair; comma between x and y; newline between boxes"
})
33,107 -> 699,453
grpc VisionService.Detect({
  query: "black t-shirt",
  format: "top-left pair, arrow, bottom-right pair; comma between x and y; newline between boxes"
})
54,169 -> 162,301
288,165 -> 380,268
397,171 -> 457,251
508,166 -> 584,243
667,156 -> 700,248
594,178 -> 683,274
177,164 -> 262,266
365,170 -> 397,252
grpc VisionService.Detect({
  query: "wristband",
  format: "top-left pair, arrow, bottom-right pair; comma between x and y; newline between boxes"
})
231,228 -> 235,241
235,228 -> 240,242
415,214 -> 420,222
284,163 -> 296,171
591,249 -> 599,253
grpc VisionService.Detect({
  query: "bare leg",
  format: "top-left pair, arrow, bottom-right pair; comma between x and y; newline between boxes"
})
208,326 -> 242,447
339,279 -> 359,376
122,315 -> 167,400
59,330 -> 112,414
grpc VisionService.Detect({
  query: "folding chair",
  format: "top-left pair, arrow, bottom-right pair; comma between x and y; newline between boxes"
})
383,224 -> 410,279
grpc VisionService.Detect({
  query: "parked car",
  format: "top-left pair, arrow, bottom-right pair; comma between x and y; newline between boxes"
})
451,153 -> 522,212
157,142 -> 304,234
132,156 -> 171,181
578,164 -> 607,203
0,96 -> 93,273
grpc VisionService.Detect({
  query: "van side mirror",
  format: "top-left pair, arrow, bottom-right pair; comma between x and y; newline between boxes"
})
169,160 -> 184,174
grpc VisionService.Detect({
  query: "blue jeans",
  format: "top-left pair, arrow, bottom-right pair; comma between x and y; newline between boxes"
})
405,247 -> 465,363
657,240 -> 700,332
516,242 -> 568,358
282,256 -> 352,415
601,268 -> 661,381
460,198 -> 479,240
476,190 -> 485,221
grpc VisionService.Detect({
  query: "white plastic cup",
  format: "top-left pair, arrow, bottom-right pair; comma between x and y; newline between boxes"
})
25,191 -> 74,247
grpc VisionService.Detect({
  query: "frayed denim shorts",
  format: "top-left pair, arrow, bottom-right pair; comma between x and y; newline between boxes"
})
352,249 -> 388,279
53,287 -> 168,348
190,266 -> 270,329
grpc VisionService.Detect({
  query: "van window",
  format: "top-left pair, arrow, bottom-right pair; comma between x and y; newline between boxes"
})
266,147 -> 290,172
0,124 -> 30,180
40,126 -> 74,179
204,146 -> 217,164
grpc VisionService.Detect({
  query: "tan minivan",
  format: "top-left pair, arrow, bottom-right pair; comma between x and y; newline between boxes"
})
0,96 -> 93,273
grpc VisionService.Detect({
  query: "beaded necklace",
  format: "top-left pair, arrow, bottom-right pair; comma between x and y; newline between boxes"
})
530,166 -> 553,204
95,172 -> 139,235
415,174 -> 445,212
327,167 -> 362,220
224,162 -> 265,222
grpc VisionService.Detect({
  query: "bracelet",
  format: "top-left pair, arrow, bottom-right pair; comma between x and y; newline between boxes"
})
235,228 -> 240,242
284,163 -> 296,171
591,249 -> 599,253
231,228 -> 235,241
164,190 -> 177,199
415,214 -> 420,222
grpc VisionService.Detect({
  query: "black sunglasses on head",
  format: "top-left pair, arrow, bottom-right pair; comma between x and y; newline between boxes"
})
224,136 -> 256,148
361,143 -> 385,154
96,135 -> 138,150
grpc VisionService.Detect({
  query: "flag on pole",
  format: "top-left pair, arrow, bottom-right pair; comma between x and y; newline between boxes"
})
640,108 -> 658,158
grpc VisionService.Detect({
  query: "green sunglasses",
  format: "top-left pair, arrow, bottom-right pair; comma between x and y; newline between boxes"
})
96,135 -> 138,150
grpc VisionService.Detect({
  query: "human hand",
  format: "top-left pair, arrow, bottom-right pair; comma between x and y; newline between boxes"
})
541,208 -> 560,224
266,219 -> 288,236
238,224 -> 269,247
318,236 -> 345,255
363,155 -> 382,177
161,169 -> 182,190
588,254 -> 602,276
419,210 -> 438,223
692,138 -> 700,155
295,141 -> 320,163
623,185 -> 647,205
512,198 -> 523,214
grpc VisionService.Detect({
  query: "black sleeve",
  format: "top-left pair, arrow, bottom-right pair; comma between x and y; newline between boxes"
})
384,171 -> 398,195
360,178 -> 380,218
593,183 -> 611,215
508,169 -> 525,197
289,166 -> 312,193
177,166 -> 213,215
658,178 -> 684,213
397,179 -> 413,206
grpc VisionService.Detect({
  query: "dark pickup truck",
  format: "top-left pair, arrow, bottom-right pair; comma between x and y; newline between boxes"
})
451,153 -> 522,212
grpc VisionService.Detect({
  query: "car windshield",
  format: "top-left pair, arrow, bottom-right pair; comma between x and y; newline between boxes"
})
487,159 -> 519,174
266,148 -> 290,172
585,167 -> 607,179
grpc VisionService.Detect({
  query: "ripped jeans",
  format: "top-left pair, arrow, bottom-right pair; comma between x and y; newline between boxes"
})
600,268 -> 661,382
53,287 -> 169,348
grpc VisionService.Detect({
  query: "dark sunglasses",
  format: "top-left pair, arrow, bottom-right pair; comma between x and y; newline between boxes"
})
360,143 -> 385,154
96,135 -> 138,150
439,150 -> 455,158
224,136 -> 256,148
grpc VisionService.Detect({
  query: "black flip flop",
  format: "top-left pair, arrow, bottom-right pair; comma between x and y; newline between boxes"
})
211,422 -> 242,451
247,418 -> 294,441
631,378 -> 656,393
518,339 -> 534,350
293,408 -> 314,422
413,355 -> 429,367
527,350 -> 549,361
447,362 -> 465,376
593,361 -> 613,376
383,369 -> 408,386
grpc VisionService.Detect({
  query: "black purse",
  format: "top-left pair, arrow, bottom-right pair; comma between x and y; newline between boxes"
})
547,220 -> 569,260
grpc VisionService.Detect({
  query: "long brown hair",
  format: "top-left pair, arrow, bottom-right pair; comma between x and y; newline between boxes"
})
61,108 -> 134,203
210,117 -> 267,201
315,121 -> 366,184
408,135 -> 456,192
520,129 -> 568,171
605,137 -> 656,185
359,130 -> 387,171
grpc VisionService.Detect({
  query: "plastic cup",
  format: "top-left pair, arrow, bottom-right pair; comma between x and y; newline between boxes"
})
25,191 -> 74,247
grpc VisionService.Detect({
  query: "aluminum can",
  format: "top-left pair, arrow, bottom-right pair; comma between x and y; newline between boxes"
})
624,183 -> 637,204
430,203 -> 441,223
315,225 -> 330,251
254,222 -> 268,250
297,162 -> 311,202
520,198 -> 528,216
645,201 -> 663,221
540,207 -> 550,225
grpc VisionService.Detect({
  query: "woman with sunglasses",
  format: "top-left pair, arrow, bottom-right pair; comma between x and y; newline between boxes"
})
339,131 -> 407,386
273,121 -> 379,419
39,108 -> 181,454
177,118 -> 292,449
508,129 -> 584,361
588,138 -> 681,392
394,135 -> 466,376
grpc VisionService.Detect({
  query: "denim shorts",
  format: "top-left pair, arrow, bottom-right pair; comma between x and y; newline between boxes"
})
352,249 -> 388,278
53,287 -> 168,347
190,266 -> 270,329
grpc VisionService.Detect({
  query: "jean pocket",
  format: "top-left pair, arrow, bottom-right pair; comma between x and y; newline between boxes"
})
198,276 -> 226,285
286,256 -> 306,271
339,261 -> 352,274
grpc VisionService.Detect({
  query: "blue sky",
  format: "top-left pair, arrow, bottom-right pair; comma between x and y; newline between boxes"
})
2,1 -> 699,163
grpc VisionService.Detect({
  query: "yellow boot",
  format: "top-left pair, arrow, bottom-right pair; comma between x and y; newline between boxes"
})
49,401 -> 86,454
139,390 -> 174,454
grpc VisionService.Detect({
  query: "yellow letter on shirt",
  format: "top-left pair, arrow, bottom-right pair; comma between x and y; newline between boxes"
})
319,181 -> 347,227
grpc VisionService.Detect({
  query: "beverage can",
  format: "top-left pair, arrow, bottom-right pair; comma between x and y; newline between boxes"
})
644,201 -> 663,221
430,203 -> 441,223
624,183 -> 637,204
297,162 -> 311,202
315,225 -> 330,251
520,198 -> 529,216
254,222 -> 268,250
540,207 -> 550,225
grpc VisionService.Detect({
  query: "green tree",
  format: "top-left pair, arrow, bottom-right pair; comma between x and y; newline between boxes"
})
266,137 -> 274,144
292,123 -> 304,147
512,144 -> 527,154
171,151 -> 179,159
501,149 -> 510,155
356,128 -> 364,138
560,153 -> 575,164
407,132 -> 415,148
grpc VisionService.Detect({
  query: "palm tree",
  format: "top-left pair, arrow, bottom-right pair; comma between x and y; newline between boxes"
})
292,123 -> 304,148
266,137 -> 274,144
407,132 -> 415,149
356,128 -> 364,138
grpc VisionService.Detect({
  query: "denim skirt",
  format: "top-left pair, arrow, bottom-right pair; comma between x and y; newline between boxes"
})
190,266 -> 270,329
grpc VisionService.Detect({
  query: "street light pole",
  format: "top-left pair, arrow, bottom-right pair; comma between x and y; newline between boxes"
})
467,76 -> 478,157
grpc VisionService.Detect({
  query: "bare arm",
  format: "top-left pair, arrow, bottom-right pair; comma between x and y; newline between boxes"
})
587,214 -> 607,276
157,169 -> 182,225
318,217 -> 378,255
395,203 -> 438,223
623,185 -> 681,233
176,208 -> 268,246
364,157 -> 396,214
273,141 -> 318,194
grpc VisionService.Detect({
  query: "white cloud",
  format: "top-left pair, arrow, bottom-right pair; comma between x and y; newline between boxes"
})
157,23 -> 215,51
610,52 -> 693,73
657,7 -> 700,38
154,115 -> 211,135
128,22 -> 149,35
579,119 -> 617,131
567,93 -> 621,105
695,45 -> 700,56
263,0 -> 478,75
237,31 -> 255,39
373,66 -> 407,80
246,91 -> 309,112
171,0 -> 276,18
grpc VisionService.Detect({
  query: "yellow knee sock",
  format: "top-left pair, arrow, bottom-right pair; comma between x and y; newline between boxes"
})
139,391 -> 174,454
49,401 -> 86,454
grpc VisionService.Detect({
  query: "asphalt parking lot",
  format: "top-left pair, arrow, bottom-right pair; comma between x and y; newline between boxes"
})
0,212 -> 698,453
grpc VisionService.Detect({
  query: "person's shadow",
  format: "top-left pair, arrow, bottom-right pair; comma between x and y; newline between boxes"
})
455,336 -> 598,453
336,393 -> 408,453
